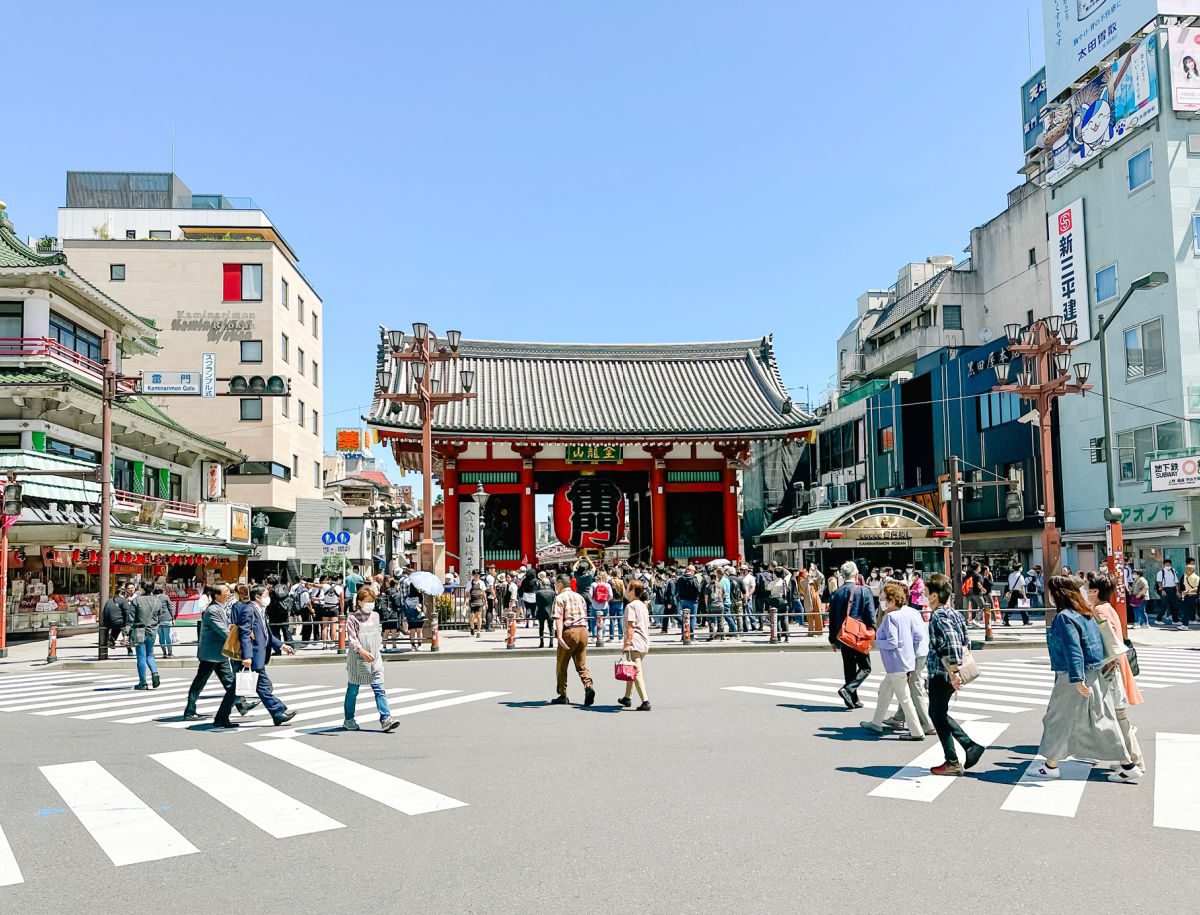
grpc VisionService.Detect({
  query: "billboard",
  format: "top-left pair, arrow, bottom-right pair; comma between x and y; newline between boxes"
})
1043,1 -> 1200,102
335,428 -> 363,452
1149,454 -> 1200,491
1043,33 -> 1159,185
1167,25 -> 1200,110
1022,68 -> 1048,153
1048,198 -> 1090,330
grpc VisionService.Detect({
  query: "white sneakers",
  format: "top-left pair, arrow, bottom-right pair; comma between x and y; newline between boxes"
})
1030,763 -> 1060,779
1107,765 -> 1144,784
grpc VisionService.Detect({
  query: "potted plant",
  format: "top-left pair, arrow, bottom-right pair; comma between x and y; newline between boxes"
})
37,235 -> 56,251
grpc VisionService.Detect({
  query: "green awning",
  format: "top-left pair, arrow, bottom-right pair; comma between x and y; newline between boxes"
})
108,536 -> 245,557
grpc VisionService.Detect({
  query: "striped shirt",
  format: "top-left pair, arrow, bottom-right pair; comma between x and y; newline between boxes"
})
553,589 -> 589,629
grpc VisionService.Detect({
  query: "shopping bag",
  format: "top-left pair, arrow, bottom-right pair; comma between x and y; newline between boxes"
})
235,669 -> 259,696
614,653 -> 639,682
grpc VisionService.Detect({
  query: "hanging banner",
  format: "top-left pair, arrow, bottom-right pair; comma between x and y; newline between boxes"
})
336,428 -> 363,452
553,478 -> 625,550
1021,67 -> 1048,153
201,461 -> 224,501
1048,198 -> 1090,330
1167,25 -> 1200,110
1043,33 -> 1160,185
459,499 -> 480,574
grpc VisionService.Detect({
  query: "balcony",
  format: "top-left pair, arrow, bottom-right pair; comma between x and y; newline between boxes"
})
114,489 -> 200,519
175,195 -> 258,210
0,338 -> 138,393
860,324 -> 957,380
252,525 -> 293,548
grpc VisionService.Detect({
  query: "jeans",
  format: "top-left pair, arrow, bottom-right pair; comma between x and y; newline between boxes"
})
928,674 -> 975,764
1131,600 -> 1149,627
743,597 -> 760,632
678,600 -> 698,635
723,606 -> 737,633
607,602 -> 624,640
345,682 -> 391,722
839,645 -> 871,698
135,631 -> 158,684
186,659 -> 244,722
158,624 -> 174,656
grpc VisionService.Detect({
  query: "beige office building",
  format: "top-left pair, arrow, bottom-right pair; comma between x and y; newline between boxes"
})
56,171 -> 324,577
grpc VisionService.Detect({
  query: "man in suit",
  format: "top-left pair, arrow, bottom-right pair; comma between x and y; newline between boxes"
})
232,584 -> 296,727
182,584 -> 260,726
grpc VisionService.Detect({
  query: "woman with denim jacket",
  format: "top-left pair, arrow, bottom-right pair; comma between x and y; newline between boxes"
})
1030,577 -> 1138,782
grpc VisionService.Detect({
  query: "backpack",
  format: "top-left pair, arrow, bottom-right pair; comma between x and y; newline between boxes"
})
593,581 -> 612,603
961,574 -> 974,597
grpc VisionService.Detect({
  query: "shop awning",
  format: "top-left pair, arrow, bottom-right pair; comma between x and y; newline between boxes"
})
104,536 -> 249,557
1062,525 -> 1186,544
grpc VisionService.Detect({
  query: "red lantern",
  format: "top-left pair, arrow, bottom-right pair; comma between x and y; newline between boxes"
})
553,478 -> 626,549
71,549 -> 81,563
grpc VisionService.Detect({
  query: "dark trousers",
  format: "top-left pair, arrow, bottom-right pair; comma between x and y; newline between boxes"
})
839,645 -> 871,698
1184,594 -> 1197,627
188,659 -> 242,723
485,599 -> 495,631
252,667 -> 287,720
300,611 -> 318,643
270,621 -> 294,647
928,675 -> 975,764
1157,588 -> 1180,622
1003,590 -> 1029,625
106,624 -> 123,646
537,614 -> 554,643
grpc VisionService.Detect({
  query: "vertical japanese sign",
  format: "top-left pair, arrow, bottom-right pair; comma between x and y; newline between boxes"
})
459,500 -> 480,573
1021,67 -> 1047,153
201,352 -> 216,398
1048,198 -> 1090,330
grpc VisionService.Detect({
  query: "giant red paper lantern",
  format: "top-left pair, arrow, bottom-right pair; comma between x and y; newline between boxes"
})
553,477 -> 625,550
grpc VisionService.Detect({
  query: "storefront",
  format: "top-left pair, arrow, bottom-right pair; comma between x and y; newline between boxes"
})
758,498 -> 949,575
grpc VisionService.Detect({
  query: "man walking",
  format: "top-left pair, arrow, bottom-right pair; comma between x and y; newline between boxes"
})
182,584 -> 259,725
1181,561 -> 1199,630
1156,559 -> 1181,626
673,565 -> 700,640
1003,565 -> 1029,626
344,565 -> 366,602
232,584 -> 297,727
827,561 -> 874,709
102,584 -> 134,655
551,573 -> 594,707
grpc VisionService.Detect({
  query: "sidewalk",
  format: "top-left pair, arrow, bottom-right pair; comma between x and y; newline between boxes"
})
0,616 -> 1060,673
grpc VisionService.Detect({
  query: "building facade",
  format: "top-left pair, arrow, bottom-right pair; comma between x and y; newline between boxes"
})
54,172 -> 325,579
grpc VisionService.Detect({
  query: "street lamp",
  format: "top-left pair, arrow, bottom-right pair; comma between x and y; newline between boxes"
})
474,483 -> 490,574
1095,271 -> 1169,636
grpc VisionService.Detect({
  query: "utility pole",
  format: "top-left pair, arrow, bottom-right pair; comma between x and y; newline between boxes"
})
98,330 -> 115,662
949,455 -> 963,610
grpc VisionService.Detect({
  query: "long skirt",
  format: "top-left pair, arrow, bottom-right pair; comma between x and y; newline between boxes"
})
1038,668 -> 1128,763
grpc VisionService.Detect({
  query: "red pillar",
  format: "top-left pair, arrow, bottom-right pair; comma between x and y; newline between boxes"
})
442,459 -> 459,574
520,458 -> 536,566
649,456 -> 667,564
723,463 -> 741,562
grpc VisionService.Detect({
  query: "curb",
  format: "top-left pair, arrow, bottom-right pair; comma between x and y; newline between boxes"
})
50,636 -> 1045,671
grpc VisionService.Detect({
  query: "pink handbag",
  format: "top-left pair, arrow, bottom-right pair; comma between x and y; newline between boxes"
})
614,653 -> 639,681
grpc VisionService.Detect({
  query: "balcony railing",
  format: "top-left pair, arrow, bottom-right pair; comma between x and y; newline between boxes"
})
252,525 -> 293,548
0,338 -> 138,393
114,489 -> 200,518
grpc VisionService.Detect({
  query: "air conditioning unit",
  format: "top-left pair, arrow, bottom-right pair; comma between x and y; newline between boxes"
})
810,484 -> 829,510
827,483 -> 849,506
890,370 -> 913,385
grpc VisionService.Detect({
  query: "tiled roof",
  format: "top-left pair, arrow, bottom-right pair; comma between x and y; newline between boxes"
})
870,270 -> 950,336
368,336 -> 814,439
0,222 -> 67,268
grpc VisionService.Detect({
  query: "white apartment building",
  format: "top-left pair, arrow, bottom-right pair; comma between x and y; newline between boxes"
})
55,172 -> 324,578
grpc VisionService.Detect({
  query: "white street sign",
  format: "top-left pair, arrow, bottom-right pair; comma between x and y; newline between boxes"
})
141,371 -> 201,395
201,353 -> 217,398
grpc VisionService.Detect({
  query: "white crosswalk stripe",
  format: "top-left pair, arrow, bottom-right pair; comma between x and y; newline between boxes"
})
273,691 -> 512,737
1154,733 -> 1200,832
720,685 -> 992,721
139,686 -> 349,726
802,679 -> 1032,714
869,722 -> 1009,802
0,677 -> 132,703
40,761 -> 199,866
1002,758 -> 1093,817
30,681 -> 196,716
246,689 -> 458,733
0,824 -> 22,887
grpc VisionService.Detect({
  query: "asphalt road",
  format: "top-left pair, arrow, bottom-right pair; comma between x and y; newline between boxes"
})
1,647 -> 1197,914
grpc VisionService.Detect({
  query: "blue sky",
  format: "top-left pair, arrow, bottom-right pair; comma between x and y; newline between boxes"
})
3,0 -> 1044,477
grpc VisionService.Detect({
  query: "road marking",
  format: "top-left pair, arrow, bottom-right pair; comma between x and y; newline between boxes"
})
0,673 -> 103,691
1154,733 -> 1200,832
71,691 -> 229,720
0,824 -> 22,887
722,686 -> 989,721
1001,758 -> 1093,817
139,686 -> 349,726
40,761 -> 198,866
0,679 -> 139,709
30,682 -> 194,715
231,688 -> 446,732
280,691 -> 510,735
248,740 -> 467,815
805,679 -> 1031,714
150,749 -> 345,839
0,675 -> 132,700
868,722 -> 1009,803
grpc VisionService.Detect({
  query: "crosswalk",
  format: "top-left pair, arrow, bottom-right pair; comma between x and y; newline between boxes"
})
0,671 -> 507,737
0,741 -> 470,886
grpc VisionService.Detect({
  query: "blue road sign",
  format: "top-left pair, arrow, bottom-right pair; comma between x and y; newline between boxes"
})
336,530 -> 351,545
321,531 -> 336,546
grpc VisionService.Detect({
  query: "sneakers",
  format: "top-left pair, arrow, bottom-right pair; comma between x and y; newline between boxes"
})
924,727 -> 937,736
860,720 -> 885,734
211,720 -> 239,729
550,695 -> 569,705
151,672 -> 161,689
342,719 -> 360,731
931,761 -> 964,777
182,713 -> 207,722
618,697 -> 632,708
1029,763 -> 1060,779
837,686 -> 855,709
898,731 -> 925,741
881,716 -> 905,730
134,682 -> 149,690
636,701 -> 651,711
1107,765 -> 1143,784
381,718 -> 399,733
964,743 -> 985,770
584,687 -> 596,707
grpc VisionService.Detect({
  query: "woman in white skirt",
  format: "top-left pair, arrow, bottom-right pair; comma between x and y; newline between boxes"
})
1031,577 -> 1139,782
1091,575 -> 1145,780
343,586 -> 399,733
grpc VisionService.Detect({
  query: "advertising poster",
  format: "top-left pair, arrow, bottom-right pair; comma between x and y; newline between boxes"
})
1047,198 -> 1091,330
1022,67 -> 1048,153
1167,26 -> 1200,110
1043,34 -> 1159,185
231,507 -> 251,543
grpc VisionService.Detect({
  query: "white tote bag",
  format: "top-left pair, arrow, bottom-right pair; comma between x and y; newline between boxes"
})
235,669 -> 259,696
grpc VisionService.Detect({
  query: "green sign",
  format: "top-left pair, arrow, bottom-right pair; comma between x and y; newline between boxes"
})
565,444 -> 623,464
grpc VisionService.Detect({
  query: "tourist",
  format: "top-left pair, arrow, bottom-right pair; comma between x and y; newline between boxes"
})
467,570 -> 486,638
1182,560 -> 1199,629
551,573 -> 594,706
1027,565 -> 1043,609
608,571 -> 626,642
726,565 -> 745,638
266,574 -> 293,648
342,586 -> 398,733
804,570 -> 824,636
233,584 -> 297,726
183,584 -> 258,725
102,585 -> 133,655
719,567 -> 737,637
674,565 -> 701,640
925,573 -> 986,776
1155,558 -> 1181,626
403,585 -> 426,651
826,561 -> 874,709
1128,569 -> 1150,628
1003,565 -> 1029,626
740,564 -> 759,632
862,581 -> 926,741
617,578 -> 652,711
534,571 -> 556,648
520,566 -> 539,630
317,576 -> 341,647
963,562 -> 986,629
588,570 -> 612,642
769,566 -> 790,641
1092,576 -> 1145,778
1030,576 -> 1138,782
153,585 -> 174,659
379,577 -> 402,651
131,582 -> 161,690
343,564 -> 366,601
908,568 -> 927,619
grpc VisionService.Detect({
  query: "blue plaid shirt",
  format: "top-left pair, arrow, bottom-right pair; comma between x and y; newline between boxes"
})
926,606 -> 967,680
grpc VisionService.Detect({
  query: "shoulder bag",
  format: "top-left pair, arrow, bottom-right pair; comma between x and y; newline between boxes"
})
1124,638 -> 1140,676
1095,611 -> 1127,666
837,586 -> 875,654
938,615 -> 980,687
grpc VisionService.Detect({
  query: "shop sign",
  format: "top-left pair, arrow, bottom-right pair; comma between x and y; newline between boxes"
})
565,444 -> 623,464
336,429 -> 364,452
855,529 -> 914,543
553,478 -> 625,549
1149,455 -> 1200,492
202,461 -> 225,501
172,310 -> 255,333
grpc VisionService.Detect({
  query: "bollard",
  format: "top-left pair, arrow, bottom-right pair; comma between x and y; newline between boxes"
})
682,611 -> 691,645
506,611 -> 517,650
430,608 -> 440,653
46,622 -> 58,663
596,611 -> 605,647
769,607 -> 779,644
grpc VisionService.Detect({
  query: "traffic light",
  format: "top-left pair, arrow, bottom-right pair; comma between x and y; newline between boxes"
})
2,481 -> 23,517
1005,483 -> 1024,523
228,375 -> 289,396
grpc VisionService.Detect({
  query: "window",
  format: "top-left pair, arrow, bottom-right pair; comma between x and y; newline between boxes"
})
281,278 -> 289,309
943,304 -> 962,330
240,397 -> 263,421
281,396 -> 289,418
49,312 -> 101,361
312,409 -> 319,435
0,432 -> 21,449
1124,317 -> 1165,380
877,426 -> 894,453
978,391 -> 1021,430
109,264 -> 125,281
1157,420 -> 1184,453
222,263 -> 262,301
1192,216 -> 1200,255
297,348 -> 305,376
169,473 -> 183,503
966,470 -> 984,501
1096,263 -> 1118,303
292,454 -> 299,478
0,301 -> 23,339
280,333 -> 289,363
46,438 -> 98,463
1028,247 -> 1037,268
314,461 -> 321,488
312,361 -> 319,387
297,297 -> 304,325
1089,437 -> 1106,463
113,458 -> 135,492
311,311 -> 319,338
1117,423 -> 1180,482
240,340 -> 263,363
298,400 -> 306,426
124,229 -> 136,240
1128,147 -> 1153,191
148,230 -> 171,240
227,461 -> 290,480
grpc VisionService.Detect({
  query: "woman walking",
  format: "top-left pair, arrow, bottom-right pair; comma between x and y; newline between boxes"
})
925,573 -> 986,776
1089,575 -> 1146,779
618,579 -> 652,711
862,581 -> 927,740
131,582 -> 162,690
805,570 -> 825,636
1030,576 -> 1140,782
343,586 -> 398,733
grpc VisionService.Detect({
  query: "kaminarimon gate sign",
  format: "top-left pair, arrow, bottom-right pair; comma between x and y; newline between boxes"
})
367,335 -> 815,572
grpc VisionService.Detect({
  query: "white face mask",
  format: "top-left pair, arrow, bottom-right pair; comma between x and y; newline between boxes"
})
360,602 -> 376,612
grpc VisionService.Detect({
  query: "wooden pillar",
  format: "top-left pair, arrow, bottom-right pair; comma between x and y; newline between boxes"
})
644,445 -> 670,564
517,445 -> 542,566
437,444 -> 467,574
